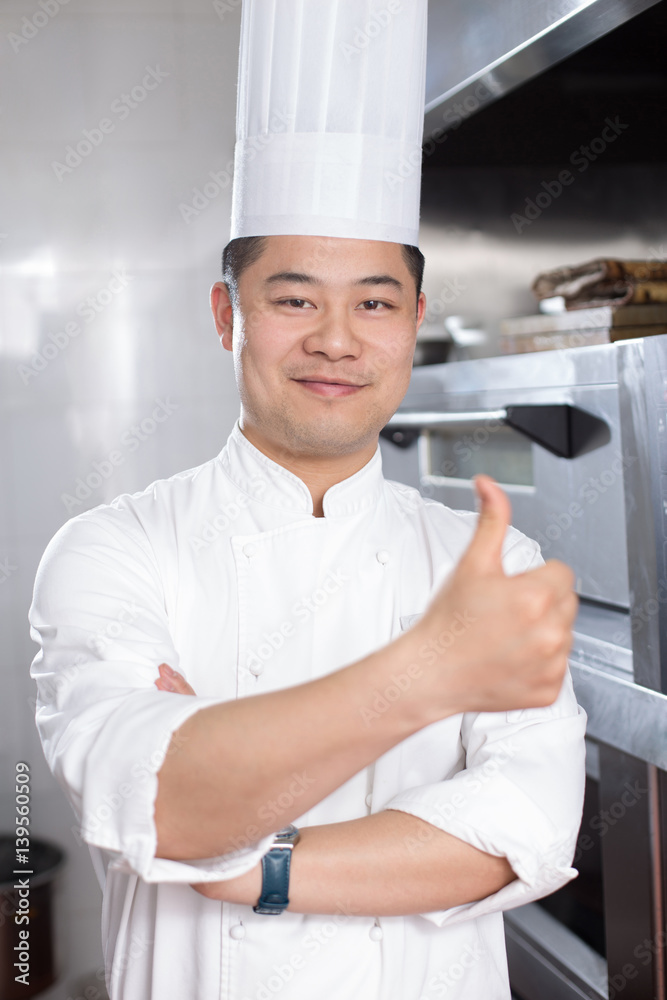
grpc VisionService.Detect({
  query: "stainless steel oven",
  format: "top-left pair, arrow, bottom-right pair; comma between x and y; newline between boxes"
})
380,335 -> 667,1000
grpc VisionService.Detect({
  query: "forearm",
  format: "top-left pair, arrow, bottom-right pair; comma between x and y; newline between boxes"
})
194,809 -> 517,915
155,630 -> 437,861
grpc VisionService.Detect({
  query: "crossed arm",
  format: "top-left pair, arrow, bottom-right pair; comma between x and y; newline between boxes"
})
154,664 -> 517,914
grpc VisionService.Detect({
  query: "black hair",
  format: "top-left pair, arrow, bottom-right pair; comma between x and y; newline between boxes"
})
221,236 -> 425,311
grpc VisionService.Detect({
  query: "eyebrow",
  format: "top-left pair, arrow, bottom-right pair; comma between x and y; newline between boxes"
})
356,274 -> 404,291
264,271 -> 404,291
264,271 -> 323,286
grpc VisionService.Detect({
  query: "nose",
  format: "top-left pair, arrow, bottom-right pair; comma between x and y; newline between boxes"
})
302,306 -> 362,361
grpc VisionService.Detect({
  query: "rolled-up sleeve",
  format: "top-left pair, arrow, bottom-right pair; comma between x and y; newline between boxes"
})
29,511 -> 275,884
385,532 -> 588,927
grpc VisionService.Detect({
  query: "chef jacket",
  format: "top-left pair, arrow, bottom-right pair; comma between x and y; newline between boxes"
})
29,416 -> 587,1000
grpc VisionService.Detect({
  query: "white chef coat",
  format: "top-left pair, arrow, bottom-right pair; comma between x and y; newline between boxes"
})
29,416 -> 587,1000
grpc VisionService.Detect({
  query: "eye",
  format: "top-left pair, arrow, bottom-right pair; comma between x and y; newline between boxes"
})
277,298 -> 313,309
359,300 -> 392,311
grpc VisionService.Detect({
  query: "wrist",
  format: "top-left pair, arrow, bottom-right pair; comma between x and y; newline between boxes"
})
190,861 -> 262,903
395,621 -> 466,724
358,626 -> 454,736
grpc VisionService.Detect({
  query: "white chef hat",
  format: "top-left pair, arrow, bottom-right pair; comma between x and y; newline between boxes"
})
230,0 -> 428,247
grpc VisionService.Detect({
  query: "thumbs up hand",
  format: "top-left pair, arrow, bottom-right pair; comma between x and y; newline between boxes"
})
410,475 -> 578,718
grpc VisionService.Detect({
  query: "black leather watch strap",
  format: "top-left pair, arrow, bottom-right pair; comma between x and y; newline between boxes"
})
253,846 -> 293,915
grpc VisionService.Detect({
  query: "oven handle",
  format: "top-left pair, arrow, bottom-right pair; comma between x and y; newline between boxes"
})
381,403 -> 610,459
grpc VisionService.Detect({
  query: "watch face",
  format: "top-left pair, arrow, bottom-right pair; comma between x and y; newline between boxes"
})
274,824 -> 300,845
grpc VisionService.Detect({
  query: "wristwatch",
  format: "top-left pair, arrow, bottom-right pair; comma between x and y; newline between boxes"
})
253,825 -> 301,915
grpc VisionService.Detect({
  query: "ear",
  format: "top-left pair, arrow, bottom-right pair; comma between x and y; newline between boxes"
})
415,291 -> 427,332
210,282 -> 234,351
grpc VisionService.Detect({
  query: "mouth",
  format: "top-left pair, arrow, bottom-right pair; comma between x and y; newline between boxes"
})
293,378 -> 367,397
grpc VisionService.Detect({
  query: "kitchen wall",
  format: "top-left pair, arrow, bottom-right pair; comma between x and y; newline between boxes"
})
0,2 -> 244,996
1,2 -> 666,997
418,164 -> 667,357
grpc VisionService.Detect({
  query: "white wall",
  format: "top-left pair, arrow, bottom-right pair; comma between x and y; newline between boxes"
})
0,2 -> 244,995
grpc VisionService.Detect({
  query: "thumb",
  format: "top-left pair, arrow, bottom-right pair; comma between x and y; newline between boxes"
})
460,475 -> 512,576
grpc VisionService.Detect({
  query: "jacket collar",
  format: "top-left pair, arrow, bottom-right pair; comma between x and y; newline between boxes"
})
218,417 -> 386,518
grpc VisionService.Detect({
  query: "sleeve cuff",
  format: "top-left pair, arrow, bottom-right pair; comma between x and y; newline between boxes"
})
106,832 -> 277,884
406,856 -> 578,928
386,792 -> 579,928
383,707 -> 586,926
60,689 -> 274,884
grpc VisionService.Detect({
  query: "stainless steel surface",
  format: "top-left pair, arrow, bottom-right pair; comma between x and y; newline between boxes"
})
424,0 -> 663,139
649,766 -> 666,998
381,334 -> 667,998
598,746 -> 661,999
399,346 -> 619,395
505,903 -> 608,1000
570,661 -> 667,769
642,337 -> 667,695
617,340 -> 663,691
381,409 -> 508,427
572,602 -> 633,679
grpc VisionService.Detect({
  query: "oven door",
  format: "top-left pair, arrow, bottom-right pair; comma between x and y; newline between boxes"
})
381,387 -> 628,609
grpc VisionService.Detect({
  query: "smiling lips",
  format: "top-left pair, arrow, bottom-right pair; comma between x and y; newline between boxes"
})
295,378 -> 366,397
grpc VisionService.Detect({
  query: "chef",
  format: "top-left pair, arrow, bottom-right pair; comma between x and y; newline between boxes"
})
28,2 -> 586,998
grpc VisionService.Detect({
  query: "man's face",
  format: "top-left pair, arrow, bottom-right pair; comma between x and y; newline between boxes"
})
213,234 -> 426,459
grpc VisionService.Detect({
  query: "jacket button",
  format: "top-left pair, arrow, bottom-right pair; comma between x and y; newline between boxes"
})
230,923 -> 246,940
376,550 -> 390,565
243,543 -> 257,558
369,924 -> 383,941
249,660 -> 264,676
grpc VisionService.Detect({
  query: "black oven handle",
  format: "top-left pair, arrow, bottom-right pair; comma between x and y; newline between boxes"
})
380,404 -> 610,458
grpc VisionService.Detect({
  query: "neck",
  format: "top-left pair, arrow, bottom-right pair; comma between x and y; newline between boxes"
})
238,420 -> 377,518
